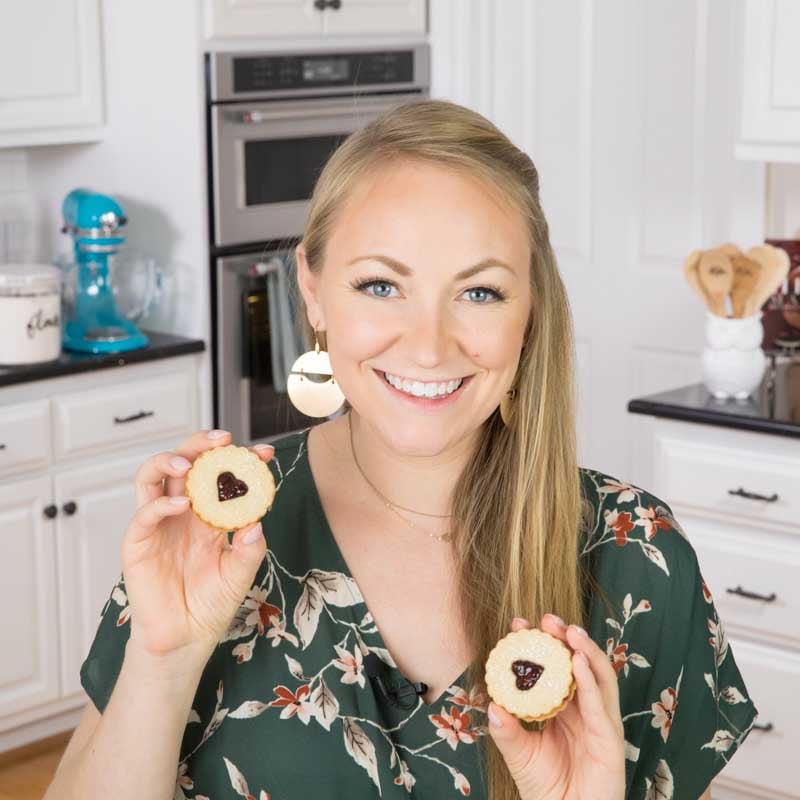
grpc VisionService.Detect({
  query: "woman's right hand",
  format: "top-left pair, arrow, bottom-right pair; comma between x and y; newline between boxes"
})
121,429 -> 272,664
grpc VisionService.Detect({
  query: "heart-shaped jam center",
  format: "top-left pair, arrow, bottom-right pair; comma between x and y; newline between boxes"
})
511,659 -> 544,691
217,471 -> 248,502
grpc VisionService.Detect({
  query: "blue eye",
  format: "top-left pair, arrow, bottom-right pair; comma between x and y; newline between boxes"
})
350,278 -> 507,303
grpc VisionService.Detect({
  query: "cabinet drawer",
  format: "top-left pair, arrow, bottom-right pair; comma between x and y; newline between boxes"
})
716,639 -> 799,799
53,371 -> 195,459
687,517 -> 800,648
0,400 -> 50,478
654,430 -> 800,532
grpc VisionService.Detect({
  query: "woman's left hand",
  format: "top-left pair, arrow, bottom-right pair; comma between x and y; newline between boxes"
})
487,614 -> 626,800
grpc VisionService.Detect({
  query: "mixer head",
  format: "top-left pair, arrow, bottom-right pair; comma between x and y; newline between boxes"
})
61,188 -> 127,253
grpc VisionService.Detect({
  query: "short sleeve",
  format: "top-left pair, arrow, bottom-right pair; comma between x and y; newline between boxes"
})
79,571 -> 132,714
624,516 -> 759,799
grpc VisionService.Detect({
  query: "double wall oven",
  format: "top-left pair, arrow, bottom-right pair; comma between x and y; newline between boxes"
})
206,44 -> 430,444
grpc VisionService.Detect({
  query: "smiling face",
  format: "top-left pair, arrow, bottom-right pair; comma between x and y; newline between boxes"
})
296,158 -> 533,455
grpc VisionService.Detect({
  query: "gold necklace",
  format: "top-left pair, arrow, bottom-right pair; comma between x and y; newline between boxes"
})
347,412 -> 453,543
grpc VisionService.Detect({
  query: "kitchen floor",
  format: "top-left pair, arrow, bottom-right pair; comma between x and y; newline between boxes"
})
0,732 -> 70,800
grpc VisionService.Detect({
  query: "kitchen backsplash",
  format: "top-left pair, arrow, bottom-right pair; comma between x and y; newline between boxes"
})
0,149 -> 37,264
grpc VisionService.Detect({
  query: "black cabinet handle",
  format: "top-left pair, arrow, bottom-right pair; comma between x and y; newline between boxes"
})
314,0 -> 341,8
44,504 -> 58,519
728,487 -> 779,503
752,722 -> 774,732
0,443 -> 6,450
725,585 -> 777,603
114,410 -> 154,424
62,501 -> 78,516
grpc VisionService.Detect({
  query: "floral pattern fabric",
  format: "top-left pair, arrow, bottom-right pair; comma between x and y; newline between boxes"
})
80,427 -> 758,799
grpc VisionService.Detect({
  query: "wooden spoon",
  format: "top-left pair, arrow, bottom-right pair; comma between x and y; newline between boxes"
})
728,253 -> 762,317
683,249 -> 711,308
697,250 -> 734,317
743,244 -> 791,316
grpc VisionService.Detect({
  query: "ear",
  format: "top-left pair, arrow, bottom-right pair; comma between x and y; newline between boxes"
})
295,243 -> 325,330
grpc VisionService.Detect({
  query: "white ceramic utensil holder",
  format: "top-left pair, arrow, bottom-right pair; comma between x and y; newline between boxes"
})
702,311 -> 766,400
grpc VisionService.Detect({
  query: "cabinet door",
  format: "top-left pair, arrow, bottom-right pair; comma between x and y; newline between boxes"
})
322,0 -> 426,35
0,476 -> 59,726
0,0 -> 104,148
54,451 -> 144,699
737,0 -> 800,162
206,0 -> 323,38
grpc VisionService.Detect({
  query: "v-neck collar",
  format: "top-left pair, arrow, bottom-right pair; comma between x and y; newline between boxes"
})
298,425 -> 471,710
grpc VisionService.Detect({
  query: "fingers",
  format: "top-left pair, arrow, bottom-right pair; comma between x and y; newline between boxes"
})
125,494 -> 190,547
564,624 -> 619,706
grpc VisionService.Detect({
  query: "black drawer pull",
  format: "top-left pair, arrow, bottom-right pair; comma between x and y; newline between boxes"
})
0,443 -> 6,450
752,722 -> 773,732
43,504 -> 58,519
62,501 -> 78,516
114,410 -> 154,425
314,0 -> 341,8
726,585 -> 777,603
728,487 -> 779,503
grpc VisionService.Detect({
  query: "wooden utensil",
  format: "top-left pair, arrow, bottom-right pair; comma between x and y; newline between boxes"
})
697,250 -> 734,317
742,244 -> 791,317
682,249 -> 712,308
728,252 -> 762,317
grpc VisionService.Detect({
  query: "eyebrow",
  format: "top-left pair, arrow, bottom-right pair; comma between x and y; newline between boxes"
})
345,254 -> 516,280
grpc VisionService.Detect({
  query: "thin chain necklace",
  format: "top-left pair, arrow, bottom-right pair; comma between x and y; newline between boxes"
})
347,412 -> 453,543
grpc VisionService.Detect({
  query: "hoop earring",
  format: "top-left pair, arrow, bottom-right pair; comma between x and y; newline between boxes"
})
286,330 -> 346,418
499,388 -> 517,428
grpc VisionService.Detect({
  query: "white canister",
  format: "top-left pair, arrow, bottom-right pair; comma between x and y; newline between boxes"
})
0,264 -> 63,366
702,311 -> 767,400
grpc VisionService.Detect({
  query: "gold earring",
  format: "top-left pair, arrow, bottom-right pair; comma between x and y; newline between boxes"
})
499,388 -> 517,428
286,329 -> 346,418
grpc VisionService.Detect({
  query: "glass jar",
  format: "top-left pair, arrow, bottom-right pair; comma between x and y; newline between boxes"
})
0,264 -> 62,366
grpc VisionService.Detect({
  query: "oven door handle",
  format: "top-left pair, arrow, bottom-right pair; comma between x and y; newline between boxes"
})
225,98 -> 408,125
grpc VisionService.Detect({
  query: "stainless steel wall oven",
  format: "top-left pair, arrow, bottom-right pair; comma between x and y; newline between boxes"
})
205,44 -> 430,443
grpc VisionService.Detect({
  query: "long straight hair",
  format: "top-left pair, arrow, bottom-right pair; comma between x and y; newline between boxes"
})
293,98 -> 598,800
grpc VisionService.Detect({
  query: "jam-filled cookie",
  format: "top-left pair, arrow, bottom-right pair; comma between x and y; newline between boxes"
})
485,627 -> 576,722
185,445 -> 276,531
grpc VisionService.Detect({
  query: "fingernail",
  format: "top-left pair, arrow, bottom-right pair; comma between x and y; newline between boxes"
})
208,429 -> 229,439
488,704 -> 503,728
170,456 -> 191,470
253,443 -> 274,452
242,523 -> 262,545
511,616 -> 530,627
570,625 -> 589,637
546,613 -> 568,629
169,495 -> 189,505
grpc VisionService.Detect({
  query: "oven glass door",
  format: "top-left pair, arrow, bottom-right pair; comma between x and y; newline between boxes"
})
212,93 -> 421,248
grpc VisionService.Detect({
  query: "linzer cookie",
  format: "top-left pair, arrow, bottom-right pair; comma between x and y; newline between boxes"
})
185,445 -> 276,531
485,627 -> 575,722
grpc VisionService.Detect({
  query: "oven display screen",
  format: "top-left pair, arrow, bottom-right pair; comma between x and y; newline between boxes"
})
302,58 -> 349,82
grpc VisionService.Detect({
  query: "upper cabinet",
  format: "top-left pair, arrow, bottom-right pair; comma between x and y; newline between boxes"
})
736,0 -> 800,163
0,0 -> 104,149
206,0 -> 426,39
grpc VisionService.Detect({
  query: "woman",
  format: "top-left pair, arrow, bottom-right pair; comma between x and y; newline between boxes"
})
45,99 -> 756,800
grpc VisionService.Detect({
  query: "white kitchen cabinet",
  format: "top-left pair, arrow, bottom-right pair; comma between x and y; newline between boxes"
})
0,353 -> 201,753
632,416 -> 799,799
736,0 -> 800,163
205,0 -> 426,39
0,0 -> 105,148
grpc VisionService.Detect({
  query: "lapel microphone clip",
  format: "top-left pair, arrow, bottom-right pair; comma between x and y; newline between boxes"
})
363,652 -> 428,710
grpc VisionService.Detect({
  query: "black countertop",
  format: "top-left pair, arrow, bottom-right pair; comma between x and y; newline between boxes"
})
628,355 -> 800,439
0,330 -> 206,388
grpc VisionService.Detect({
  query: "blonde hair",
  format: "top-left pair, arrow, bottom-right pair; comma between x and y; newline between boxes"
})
294,98 -> 599,799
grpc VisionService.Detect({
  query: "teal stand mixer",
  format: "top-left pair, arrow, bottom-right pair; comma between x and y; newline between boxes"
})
59,188 -> 149,353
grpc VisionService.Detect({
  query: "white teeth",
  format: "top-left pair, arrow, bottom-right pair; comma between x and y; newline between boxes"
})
383,371 -> 463,398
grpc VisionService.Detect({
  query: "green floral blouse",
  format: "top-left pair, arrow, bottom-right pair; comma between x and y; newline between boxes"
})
80,426 -> 758,799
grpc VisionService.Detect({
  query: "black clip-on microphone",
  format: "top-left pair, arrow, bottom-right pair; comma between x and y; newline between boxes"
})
363,652 -> 428,710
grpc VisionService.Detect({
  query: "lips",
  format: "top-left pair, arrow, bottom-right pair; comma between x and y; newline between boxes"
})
374,368 -> 471,410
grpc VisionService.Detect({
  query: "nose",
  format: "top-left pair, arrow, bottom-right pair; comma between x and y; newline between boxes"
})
404,305 -> 454,368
